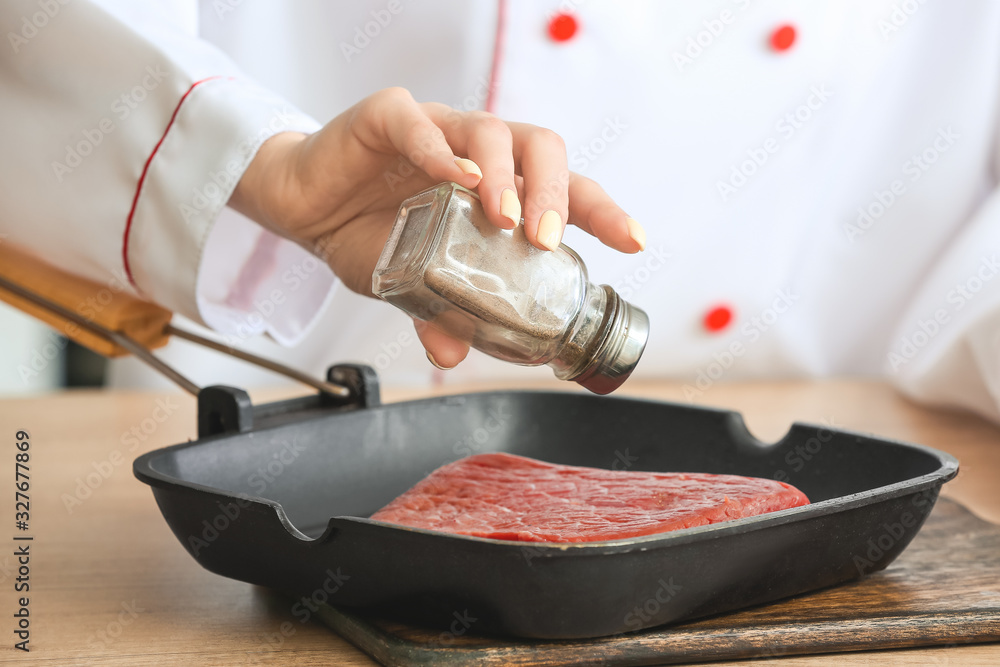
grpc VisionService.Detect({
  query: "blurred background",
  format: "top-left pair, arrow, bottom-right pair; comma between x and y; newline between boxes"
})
0,302 -> 98,393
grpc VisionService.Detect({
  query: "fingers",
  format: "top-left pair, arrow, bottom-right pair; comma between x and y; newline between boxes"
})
419,103 -> 572,248
507,122 -> 570,251
423,104 -> 519,230
465,114 -> 520,230
567,173 -> 646,253
354,87 -> 481,191
360,89 -> 641,256
413,319 -> 470,369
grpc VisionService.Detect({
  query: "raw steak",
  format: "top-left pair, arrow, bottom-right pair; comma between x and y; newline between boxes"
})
370,452 -> 810,542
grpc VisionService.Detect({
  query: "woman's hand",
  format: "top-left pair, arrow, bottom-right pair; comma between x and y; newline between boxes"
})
230,87 -> 645,368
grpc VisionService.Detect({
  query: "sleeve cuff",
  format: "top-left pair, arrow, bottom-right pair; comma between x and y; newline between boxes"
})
197,209 -> 338,347
124,76 -> 335,345
887,189 -> 1000,421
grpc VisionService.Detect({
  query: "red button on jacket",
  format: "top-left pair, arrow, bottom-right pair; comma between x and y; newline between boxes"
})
548,13 -> 578,42
770,24 -> 796,52
703,305 -> 733,333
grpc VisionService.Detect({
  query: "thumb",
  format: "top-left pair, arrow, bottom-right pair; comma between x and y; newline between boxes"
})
412,319 -> 470,369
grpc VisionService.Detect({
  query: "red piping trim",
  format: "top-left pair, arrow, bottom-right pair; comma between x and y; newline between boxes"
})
121,75 -> 230,288
485,0 -> 507,113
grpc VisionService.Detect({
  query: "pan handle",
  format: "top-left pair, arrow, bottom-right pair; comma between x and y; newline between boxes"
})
0,241 -> 349,398
0,241 -> 171,358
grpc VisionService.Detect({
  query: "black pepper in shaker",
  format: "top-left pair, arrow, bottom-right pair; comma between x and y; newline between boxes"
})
372,182 -> 649,394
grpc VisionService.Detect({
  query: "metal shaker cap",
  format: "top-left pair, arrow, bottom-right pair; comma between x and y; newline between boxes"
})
572,287 -> 649,395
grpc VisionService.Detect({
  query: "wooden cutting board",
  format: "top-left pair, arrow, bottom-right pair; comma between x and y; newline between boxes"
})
315,498 -> 1000,666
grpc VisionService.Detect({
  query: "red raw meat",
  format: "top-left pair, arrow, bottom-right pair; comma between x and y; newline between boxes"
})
370,452 -> 810,543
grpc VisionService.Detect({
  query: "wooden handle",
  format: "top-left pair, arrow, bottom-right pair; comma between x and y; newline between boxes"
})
0,242 -> 172,358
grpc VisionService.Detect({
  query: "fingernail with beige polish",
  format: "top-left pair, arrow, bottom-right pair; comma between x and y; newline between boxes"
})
626,217 -> 646,251
426,350 -> 450,370
454,157 -> 482,179
537,210 -> 563,251
500,188 -> 521,227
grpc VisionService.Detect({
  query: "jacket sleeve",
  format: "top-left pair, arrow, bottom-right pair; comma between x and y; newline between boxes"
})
887,126 -> 1000,421
0,0 -> 335,346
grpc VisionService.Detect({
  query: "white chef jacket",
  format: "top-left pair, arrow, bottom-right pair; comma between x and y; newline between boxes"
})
3,1 -> 1000,421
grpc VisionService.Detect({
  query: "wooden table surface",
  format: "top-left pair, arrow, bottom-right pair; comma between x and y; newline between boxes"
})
0,378 -> 998,666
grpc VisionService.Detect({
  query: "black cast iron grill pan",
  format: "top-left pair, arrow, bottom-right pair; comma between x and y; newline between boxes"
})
1,245 -> 958,638
133,365 -> 958,639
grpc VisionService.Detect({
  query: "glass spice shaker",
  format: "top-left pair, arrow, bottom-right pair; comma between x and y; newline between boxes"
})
371,182 -> 649,394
